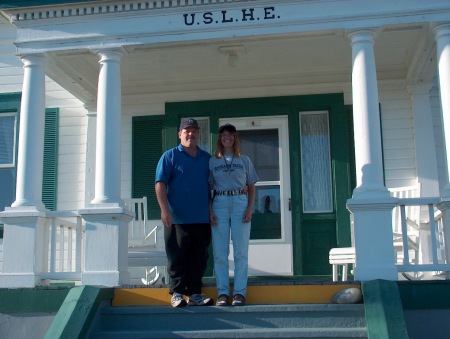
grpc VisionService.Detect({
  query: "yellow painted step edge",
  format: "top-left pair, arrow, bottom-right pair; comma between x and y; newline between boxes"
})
113,284 -> 359,306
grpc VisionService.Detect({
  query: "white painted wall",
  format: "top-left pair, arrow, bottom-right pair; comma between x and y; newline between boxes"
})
379,81 -> 418,189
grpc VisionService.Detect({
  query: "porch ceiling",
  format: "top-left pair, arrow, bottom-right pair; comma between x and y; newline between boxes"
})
45,23 -> 434,103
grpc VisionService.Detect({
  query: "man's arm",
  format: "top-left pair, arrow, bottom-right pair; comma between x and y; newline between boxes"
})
155,181 -> 172,227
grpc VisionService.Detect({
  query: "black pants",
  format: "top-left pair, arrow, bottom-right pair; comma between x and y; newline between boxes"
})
164,223 -> 211,296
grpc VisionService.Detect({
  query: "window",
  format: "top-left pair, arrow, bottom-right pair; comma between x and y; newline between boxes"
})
0,93 -> 20,216
300,111 -> 333,213
0,93 -> 59,237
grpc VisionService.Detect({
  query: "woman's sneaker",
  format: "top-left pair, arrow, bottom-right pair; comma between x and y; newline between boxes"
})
216,294 -> 229,306
188,294 -> 214,306
232,294 -> 245,306
171,293 -> 187,308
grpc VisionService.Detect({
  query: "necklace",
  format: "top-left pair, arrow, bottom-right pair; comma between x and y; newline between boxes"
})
224,154 -> 235,175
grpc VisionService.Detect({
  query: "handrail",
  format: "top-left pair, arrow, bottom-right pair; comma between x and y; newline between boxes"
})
41,210 -> 84,282
395,197 -> 450,278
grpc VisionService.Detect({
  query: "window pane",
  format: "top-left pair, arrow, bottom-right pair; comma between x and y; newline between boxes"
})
0,114 -> 16,166
239,129 -> 279,181
195,117 -> 210,153
251,185 -> 281,239
0,168 -> 15,211
300,112 -> 333,213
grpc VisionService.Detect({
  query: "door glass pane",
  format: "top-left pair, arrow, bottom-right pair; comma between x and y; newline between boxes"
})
0,114 -> 16,167
300,112 -> 333,213
239,129 -> 279,181
239,129 -> 281,239
252,185 -> 281,239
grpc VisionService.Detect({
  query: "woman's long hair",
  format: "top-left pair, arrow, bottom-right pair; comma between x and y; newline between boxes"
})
214,131 -> 241,158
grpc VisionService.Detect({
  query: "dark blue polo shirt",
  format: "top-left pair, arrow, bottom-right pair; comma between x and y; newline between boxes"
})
155,144 -> 211,224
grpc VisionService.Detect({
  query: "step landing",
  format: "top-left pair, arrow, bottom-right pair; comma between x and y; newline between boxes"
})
113,281 -> 361,306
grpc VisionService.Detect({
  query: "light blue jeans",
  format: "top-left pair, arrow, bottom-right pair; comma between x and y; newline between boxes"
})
211,194 -> 251,297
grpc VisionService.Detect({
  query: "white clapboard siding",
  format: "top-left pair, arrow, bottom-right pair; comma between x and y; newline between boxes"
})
46,83 -> 88,211
379,84 -> 417,188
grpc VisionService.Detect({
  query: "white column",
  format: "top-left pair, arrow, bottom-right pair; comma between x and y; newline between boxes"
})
349,30 -> 388,198
84,103 -> 97,206
79,49 -> 132,286
91,50 -> 123,205
346,29 -> 397,281
0,54 -> 48,287
434,23 -> 450,279
434,23 -> 450,199
12,54 -> 46,209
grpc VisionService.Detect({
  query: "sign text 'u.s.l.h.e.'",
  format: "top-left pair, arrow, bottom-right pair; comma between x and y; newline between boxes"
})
183,6 -> 280,26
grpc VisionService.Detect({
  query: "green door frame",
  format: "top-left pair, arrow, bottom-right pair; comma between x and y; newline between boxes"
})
166,93 -> 352,277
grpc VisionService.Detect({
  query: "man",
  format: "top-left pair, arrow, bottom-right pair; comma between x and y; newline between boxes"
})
155,118 -> 214,307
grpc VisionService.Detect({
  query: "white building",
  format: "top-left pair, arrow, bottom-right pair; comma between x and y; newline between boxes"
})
0,0 -> 449,287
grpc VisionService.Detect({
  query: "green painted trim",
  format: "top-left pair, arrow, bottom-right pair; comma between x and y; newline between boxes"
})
43,108 -> 59,211
362,280 -> 408,339
330,103 -> 352,248
0,93 -> 21,112
132,115 -> 165,219
0,287 -> 71,313
0,92 -> 21,234
398,280 -> 450,310
45,286 -> 114,339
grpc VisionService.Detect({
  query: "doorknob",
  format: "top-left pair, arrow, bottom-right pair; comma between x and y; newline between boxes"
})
288,198 -> 291,211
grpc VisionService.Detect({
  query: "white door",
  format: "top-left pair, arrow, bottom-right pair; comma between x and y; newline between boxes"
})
220,116 -> 293,276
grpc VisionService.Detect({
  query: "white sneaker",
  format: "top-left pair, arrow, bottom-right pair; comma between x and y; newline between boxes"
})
171,293 -> 187,308
188,293 -> 214,306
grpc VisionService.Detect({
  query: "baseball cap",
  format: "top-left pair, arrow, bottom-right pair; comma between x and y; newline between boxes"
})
179,118 -> 199,131
218,123 -> 237,134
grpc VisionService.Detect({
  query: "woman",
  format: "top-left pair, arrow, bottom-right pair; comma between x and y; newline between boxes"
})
209,123 -> 259,306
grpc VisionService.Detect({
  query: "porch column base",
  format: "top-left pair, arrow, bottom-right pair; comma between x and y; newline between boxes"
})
0,273 -> 41,288
79,206 -> 133,287
352,264 -> 398,281
347,196 -> 398,281
0,207 -> 48,288
81,271 -> 129,287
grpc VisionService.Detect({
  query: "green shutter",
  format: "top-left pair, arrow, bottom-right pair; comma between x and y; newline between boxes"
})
42,108 -> 58,211
132,116 -> 164,219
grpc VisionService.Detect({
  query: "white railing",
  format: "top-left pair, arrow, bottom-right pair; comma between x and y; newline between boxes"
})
41,210 -> 84,282
395,197 -> 450,279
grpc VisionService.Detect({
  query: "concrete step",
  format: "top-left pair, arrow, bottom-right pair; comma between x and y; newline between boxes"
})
88,303 -> 367,338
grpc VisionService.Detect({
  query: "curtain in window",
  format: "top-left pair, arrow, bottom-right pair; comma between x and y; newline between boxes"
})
300,112 -> 333,213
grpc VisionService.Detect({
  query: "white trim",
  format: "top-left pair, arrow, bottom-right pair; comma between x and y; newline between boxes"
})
4,0 -> 254,22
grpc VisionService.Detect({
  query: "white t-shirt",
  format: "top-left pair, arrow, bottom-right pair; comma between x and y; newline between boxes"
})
209,153 -> 259,191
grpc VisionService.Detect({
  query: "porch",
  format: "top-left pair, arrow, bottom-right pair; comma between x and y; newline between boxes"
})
0,193 -> 448,286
